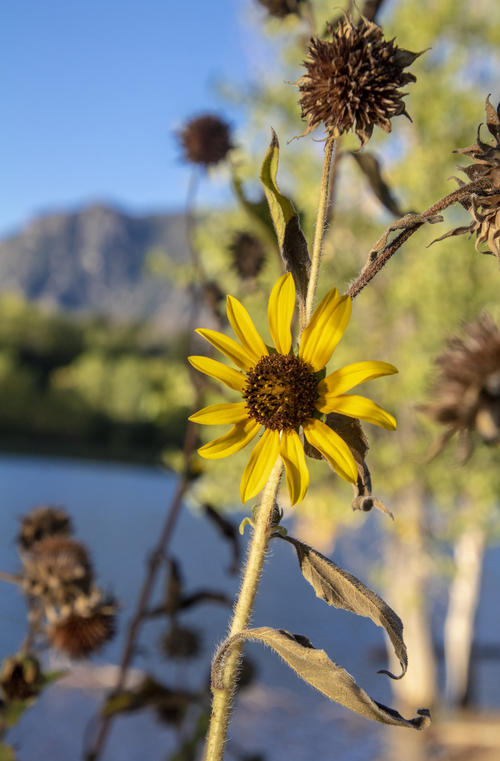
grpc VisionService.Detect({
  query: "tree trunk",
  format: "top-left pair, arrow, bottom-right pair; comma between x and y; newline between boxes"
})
444,523 -> 485,708
384,484 -> 437,711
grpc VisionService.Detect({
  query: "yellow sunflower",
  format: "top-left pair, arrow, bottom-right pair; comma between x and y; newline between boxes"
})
188,273 -> 397,506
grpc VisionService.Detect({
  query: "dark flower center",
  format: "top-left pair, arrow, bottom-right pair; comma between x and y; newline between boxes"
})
244,354 -> 318,431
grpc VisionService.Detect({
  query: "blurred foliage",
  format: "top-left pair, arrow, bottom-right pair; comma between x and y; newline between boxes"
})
0,293 -> 190,462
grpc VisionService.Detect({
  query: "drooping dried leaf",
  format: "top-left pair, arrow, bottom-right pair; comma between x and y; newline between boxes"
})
202,503 -> 240,575
260,130 -> 311,305
349,151 -> 405,217
362,0 -> 386,21
306,413 -> 392,517
212,628 -> 430,729
274,535 -> 406,678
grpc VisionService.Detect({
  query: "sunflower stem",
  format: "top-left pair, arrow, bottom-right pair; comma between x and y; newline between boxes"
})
304,137 -> 337,327
204,458 -> 283,761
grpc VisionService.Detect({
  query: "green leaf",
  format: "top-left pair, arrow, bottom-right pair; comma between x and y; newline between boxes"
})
39,670 -> 67,688
0,743 -> 16,761
168,711 -> 209,761
274,534 -> 407,679
1,700 -> 30,728
260,130 -> 311,305
213,627 -> 430,730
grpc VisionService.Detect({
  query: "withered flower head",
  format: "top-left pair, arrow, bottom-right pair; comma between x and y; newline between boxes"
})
161,624 -> 201,660
432,97 -> 500,264
18,505 -> 72,551
0,654 -> 41,701
47,594 -> 117,658
424,314 -> 500,457
230,232 -> 266,280
256,0 -> 305,18
298,15 -> 421,145
22,536 -> 93,604
178,114 -> 232,167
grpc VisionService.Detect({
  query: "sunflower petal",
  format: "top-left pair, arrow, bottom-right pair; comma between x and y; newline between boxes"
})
226,295 -> 268,362
303,418 -> 358,483
299,290 -> 352,371
198,418 -> 260,460
280,429 -> 309,506
240,429 -> 280,502
189,402 -> 249,426
268,273 -> 295,354
188,356 -> 246,391
324,395 -> 397,430
317,361 -> 398,405
196,329 -> 255,371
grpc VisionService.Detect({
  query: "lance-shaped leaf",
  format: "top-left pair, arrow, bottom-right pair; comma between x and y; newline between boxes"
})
260,130 -> 311,305
212,628 -> 430,729
274,533 -> 407,679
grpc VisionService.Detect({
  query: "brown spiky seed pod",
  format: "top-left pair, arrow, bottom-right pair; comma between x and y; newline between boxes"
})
256,0 -> 305,18
230,232 -> 266,279
47,597 -> 117,658
425,314 -> 500,454
17,505 -> 72,551
298,15 -> 421,145
0,654 -> 41,701
161,624 -> 201,660
179,114 -> 232,167
432,97 -> 500,264
22,536 -> 93,603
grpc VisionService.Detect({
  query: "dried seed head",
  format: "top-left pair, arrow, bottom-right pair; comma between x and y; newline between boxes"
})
178,114 -> 232,167
0,654 -> 41,701
298,15 -> 421,145
22,536 -> 93,604
432,97 -> 500,263
161,624 -> 201,660
18,505 -> 72,551
424,314 -> 500,456
230,232 -> 266,280
47,595 -> 117,658
256,0 -> 305,18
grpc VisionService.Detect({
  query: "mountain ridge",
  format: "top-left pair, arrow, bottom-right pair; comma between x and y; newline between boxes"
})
0,203 -> 190,331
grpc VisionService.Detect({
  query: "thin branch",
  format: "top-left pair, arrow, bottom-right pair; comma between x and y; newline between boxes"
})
347,179 -> 487,299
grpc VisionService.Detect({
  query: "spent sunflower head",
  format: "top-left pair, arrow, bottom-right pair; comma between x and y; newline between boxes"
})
424,314 -> 500,456
432,97 -> 500,263
297,15 -> 421,145
188,273 -> 397,505
256,0 -> 305,18
178,114 -> 232,167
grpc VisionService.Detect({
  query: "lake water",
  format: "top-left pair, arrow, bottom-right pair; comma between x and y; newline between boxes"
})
0,455 -> 499,760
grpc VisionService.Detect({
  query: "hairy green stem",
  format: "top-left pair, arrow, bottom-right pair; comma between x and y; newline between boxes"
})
204,458 -> 283,761
304,137 -> 337,326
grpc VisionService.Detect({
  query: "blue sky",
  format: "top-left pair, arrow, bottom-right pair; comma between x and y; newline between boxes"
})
1,0 -> 266,236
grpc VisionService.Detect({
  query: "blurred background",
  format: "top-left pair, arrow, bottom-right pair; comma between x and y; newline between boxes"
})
1,0 -> 500,759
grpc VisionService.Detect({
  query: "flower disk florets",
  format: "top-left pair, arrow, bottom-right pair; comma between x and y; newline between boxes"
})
244,353 -> 318,431
298,15 -> 420,145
